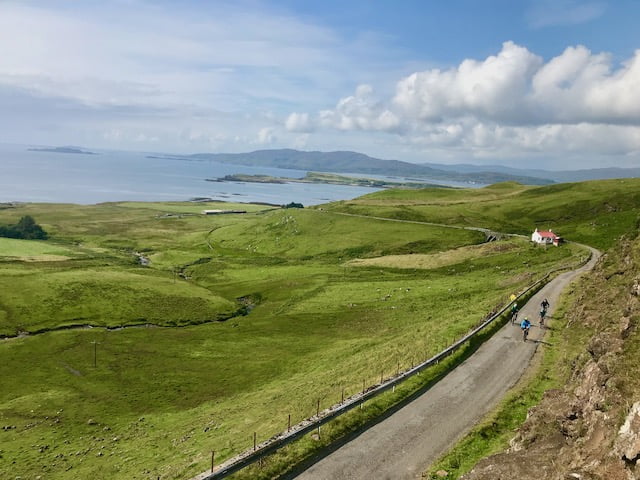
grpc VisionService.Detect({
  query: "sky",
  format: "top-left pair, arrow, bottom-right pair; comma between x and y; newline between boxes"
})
2,0 -> 640,169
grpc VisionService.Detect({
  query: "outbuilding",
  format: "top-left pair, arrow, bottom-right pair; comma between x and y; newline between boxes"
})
202,209 -> 247,215
531,228 -> 562,246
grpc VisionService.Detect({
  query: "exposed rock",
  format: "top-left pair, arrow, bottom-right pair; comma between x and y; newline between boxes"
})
615,402 -> 640,465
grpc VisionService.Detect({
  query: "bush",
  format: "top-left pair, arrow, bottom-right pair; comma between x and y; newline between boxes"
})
0,215 -> 48,240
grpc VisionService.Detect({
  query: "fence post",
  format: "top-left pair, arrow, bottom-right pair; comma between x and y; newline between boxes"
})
253,432 -> 257,451
341,386 -> 345,404
211,450 -> 215,473
288,414 -> 291,432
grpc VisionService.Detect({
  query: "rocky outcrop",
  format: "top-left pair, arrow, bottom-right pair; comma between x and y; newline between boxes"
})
460,235 -> 640,480
615,402 -> 640,467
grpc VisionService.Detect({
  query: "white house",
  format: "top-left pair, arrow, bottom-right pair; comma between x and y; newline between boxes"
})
531,228 -> 562,246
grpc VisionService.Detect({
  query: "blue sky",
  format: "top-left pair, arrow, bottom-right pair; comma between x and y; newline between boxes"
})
1,0 -> 640,169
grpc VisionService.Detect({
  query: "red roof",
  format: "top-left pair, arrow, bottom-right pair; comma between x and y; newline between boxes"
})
538,230 -> 560,239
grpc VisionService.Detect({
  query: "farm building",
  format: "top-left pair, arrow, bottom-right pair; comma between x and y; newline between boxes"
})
531,228 -> 563,246
202,209 -> 247,215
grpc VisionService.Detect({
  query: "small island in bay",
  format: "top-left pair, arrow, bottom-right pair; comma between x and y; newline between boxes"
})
28,146 -> 98,155
208,171 -> 451,189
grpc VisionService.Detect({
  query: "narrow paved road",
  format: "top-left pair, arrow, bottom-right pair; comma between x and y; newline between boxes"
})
294,247 -> 600,480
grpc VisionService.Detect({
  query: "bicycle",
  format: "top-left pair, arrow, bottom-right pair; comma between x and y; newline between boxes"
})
539,307 -> 547,327
520,317 -> 531,342
510,304 -> 519,325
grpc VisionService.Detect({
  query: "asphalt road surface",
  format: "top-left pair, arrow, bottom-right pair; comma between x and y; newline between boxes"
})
294,247 -> 600,480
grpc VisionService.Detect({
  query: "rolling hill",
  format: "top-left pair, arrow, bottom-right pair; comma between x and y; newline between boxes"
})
175,149 -> 555,185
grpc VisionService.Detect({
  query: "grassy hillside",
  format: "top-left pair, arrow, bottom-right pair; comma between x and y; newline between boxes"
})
0,237 -> 76,260
324,179 -> 640,250
0,179 -> 634,479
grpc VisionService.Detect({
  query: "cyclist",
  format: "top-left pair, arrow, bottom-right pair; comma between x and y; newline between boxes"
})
540,298 -> 550,327
539,306 -> 547,327
541,298 -> 550,311
510,302 -> 519,324
520,317 -> 531,342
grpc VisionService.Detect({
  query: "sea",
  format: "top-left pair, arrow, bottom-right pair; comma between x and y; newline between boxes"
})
0,143 -> 481,206
0,143 -> 384,206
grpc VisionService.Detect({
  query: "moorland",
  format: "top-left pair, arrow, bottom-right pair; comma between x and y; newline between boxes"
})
1,179 -> 640,479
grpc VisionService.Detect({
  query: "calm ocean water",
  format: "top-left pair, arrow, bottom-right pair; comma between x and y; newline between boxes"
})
0,143 -> 382,206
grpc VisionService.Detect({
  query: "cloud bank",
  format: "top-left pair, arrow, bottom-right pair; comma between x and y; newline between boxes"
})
290,41 -> 640,163
0,1 -> 397,152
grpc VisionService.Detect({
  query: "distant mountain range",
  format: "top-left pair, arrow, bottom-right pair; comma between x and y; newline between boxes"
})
425,162 -> 640,183
152,148 -> 640,186
170,149 -> 555,185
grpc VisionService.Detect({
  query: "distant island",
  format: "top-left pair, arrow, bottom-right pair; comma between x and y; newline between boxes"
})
209,171 -> 452,189
28,146 -> 98,155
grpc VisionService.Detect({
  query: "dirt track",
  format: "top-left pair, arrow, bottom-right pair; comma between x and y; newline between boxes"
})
294,247 -> 600,480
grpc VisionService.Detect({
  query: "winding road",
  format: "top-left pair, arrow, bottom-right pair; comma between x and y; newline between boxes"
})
293,245 -> 600,480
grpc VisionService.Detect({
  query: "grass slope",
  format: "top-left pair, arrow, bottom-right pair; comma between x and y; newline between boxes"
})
0,237 -> 77,260
0,182 -> 631,479
325,179 -> 640,250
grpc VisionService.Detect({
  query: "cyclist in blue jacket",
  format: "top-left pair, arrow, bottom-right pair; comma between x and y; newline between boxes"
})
520,317 -> 531,341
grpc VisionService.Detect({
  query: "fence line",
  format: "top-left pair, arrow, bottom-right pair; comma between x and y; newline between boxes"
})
193,256 -> 588,480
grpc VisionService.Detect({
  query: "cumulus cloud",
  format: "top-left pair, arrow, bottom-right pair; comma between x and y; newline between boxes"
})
531,46 -> 640,124
390,42 -> 640,126
394,41 -> 543,123
292,41 -> 640,162
318,84 -> 401,132
285,112 -> 313,132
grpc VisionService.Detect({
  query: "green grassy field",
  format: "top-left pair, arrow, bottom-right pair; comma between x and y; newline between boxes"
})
0,237 -> 78,260
324,179 -> 640,250
0,182 -> 632,479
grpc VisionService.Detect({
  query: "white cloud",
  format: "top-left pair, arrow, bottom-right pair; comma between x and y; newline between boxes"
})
0,1 -> 391,113
531,46 -> 640,124
1,1 -> 638,169
258,127 -> 276,144
285,112 -> 313,132
293,41 -> 640,164
318,84 -> 401,132
0,0 -> 413,154
394,42 -> 543,123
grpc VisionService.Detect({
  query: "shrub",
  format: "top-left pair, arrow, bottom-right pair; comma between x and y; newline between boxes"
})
0,215 -> 48,240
